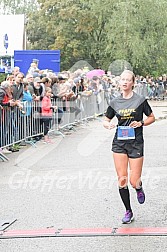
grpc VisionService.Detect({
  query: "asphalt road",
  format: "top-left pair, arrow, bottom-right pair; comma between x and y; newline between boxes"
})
0,101 -> 167,251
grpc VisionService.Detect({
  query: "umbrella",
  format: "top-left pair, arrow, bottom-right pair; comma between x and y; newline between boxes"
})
86,69 -> 105,79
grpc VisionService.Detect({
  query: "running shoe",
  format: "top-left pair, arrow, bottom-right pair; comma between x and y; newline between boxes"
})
122,210 -> 134,224
137,188 -> 145,204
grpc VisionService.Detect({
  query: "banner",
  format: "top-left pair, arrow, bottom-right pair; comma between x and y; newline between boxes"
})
0,14 -> 25,56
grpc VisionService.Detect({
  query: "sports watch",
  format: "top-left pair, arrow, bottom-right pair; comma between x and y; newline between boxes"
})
140,120 -> 144,126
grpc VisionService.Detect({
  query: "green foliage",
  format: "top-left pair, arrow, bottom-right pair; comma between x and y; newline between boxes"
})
2,0 -> 167,76
0,74 -> 7,83
0,0 -> 38,14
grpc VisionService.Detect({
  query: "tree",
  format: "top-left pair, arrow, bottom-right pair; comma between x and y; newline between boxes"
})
26,0 -> 116,70
0,0 -> 38,14
2,0 -> 167,75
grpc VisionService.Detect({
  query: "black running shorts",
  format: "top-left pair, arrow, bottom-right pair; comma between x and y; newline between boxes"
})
112,140 -> 144,158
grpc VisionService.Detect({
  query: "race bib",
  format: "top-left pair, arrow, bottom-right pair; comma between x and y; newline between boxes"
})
117,126 -> 135,140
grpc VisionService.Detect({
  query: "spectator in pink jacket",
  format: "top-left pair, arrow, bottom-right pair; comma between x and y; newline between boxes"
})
41,87 -> 57,143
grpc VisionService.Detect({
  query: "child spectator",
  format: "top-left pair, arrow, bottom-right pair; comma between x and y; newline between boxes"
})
41,87 -> 57,143
22,82 -> 33,115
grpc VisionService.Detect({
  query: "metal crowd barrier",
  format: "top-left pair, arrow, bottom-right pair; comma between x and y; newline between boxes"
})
134,83 -> 167,100
49,91 -> 108,130
0,100 -> 45,161
0,92 -> 108,161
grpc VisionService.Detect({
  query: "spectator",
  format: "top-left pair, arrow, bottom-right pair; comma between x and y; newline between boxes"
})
12,66 -> 20,78
51,77 -> 64,126
72,77 -> 84,94
22,82 -> 33,117
41,87 -> 57,143
28,62 -> 39,76
0,81 -> 15,153
20,82 -> 33,140
25,74 -> 34,86
28,77 -> 43,140
6,74 -> 15,100
40,77 -> 52,98
28,77 -> 43,99
12,72 -> 24,101
10,72 -> 25,142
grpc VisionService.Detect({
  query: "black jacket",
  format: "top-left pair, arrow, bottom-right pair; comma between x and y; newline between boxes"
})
12,83 -> 23,100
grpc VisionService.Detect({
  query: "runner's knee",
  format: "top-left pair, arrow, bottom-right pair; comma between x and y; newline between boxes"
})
130,177 -> 141,189
118,175 -> 128,187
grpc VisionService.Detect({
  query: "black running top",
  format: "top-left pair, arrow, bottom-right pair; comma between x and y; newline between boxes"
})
105,92 -> 153,142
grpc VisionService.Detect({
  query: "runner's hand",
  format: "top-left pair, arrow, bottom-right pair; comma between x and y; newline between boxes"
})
108,123 -> 116,130
129,121 -> 142,128
103,121 -> 115,130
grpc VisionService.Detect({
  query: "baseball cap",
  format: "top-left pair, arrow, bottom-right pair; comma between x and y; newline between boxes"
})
34,77 -> 42,83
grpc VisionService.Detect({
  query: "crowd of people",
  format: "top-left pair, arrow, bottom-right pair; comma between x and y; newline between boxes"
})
135,74 -> 167,100
0,62 -> 167,155
0,65 -> 107,154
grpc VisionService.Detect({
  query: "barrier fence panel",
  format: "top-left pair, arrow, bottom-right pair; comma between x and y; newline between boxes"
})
134,83 -> 167,100
0,105 -> 26,149
23,101 -> 44,145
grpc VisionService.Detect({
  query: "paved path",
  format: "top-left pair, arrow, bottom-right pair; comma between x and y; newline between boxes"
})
149,100 -> 167,119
